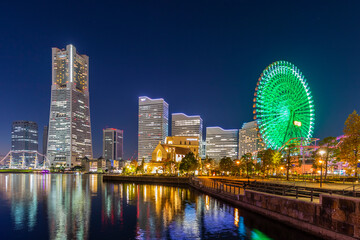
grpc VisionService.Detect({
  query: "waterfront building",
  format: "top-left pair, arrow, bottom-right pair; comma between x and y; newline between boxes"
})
205,127 -> 238,160
151,136 -> 200,162
147,136 -> 199,173
138,96 -> 169,162
238,121 -> 265,157
42,125 -> 48,164
103,128 -> 123,161
11,121 -> 38,167
81,157 -> 112,173
47,44 -> 93,168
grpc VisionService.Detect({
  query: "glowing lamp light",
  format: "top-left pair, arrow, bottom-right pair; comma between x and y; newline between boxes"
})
293,121 -> 302,127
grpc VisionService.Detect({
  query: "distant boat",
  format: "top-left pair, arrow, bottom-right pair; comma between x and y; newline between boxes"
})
41,170 -> 50,174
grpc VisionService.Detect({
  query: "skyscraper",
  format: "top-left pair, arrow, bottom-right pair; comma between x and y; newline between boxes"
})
11,121 -> 38,166
171,113 -> 203,140
172,113 -> 203,158
103,128 -> 123,161
238,121 -> 265,157
47,44 -> 93,168
138,96 -> 169,162
42,125 -> 48,164
205,127 -> 238,161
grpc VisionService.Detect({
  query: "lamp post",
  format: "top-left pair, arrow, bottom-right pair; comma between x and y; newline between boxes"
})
319,150 -> 326,188
206,164 -> 210,176
235,160 -> 240,177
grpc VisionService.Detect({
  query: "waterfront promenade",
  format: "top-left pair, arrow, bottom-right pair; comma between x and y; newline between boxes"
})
104,175 -> 360,240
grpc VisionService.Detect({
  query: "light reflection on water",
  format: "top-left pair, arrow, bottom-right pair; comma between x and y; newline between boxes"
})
0,174 -> 320,240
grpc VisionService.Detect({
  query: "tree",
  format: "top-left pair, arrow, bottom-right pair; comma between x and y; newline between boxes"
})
281,143 -> 299,181
257,149 -> 276,176
272,151 -> 283,175
137,157 -> 146,174
179,152 -> 199,173
203,157 -> 216,175
315,137 -> 338,179
219,157 -> 233,172
340,110 -> 360,177
240,153 -> 254,177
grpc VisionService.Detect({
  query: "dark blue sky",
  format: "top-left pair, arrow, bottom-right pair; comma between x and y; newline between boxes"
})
0,0 -> 359,159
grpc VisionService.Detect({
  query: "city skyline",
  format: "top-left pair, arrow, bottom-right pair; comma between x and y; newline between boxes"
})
1,1 -> 360,159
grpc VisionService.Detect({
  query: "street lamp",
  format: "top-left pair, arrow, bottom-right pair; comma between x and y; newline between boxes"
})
319,150 -> 326,187
235,160 -> 240,177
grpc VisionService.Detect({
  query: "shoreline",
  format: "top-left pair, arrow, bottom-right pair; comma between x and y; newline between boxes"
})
104,175 -> 358,240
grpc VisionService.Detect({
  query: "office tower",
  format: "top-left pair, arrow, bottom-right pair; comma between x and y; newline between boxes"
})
103,128 -> 123,160
171,113 -> 203,140
238,121 -> 265,157
47,44 -> 93,167
200,140 -> 206,159
42,125 -> 48,163
172,113 -> 203,158
11,121 -> 38,166
205,127 -> 238,161
138,96 -> 169,162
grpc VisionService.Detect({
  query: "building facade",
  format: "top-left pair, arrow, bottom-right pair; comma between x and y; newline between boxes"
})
205,127 -> 238,161
11,121 -> 38,167
138,96 -> 169,162
42,125 -> 48,164
171,113 -> 203,140
47,44 -> 93,167
151,136 -> 200,162
103,128 -> 123,161
238,121 -> 265,157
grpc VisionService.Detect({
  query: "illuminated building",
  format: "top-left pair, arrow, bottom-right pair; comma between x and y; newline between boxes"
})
138,96 -> 169,162
205,127 -> 238,160
42,125 -> 48,164
103,128 -> 123,161
200,140 -> 206,159
172,113 -> 203,157
171,113 -> 202,140
151,136 -> 200,162
11,121 -> 38,166
47,44 -> 93,167
81,157 -> 112,172
238,121 -> 265,157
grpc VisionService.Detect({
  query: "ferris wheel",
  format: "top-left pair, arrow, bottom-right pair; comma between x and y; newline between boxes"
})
253,61 -> 315,149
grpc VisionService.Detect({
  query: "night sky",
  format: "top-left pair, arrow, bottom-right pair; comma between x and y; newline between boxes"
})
0,0 -> 359,159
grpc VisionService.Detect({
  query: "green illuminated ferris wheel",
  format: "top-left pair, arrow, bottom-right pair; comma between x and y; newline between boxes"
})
254,61 -> 315,149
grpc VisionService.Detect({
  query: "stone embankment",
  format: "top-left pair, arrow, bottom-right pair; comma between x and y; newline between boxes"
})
103,175 -> 189,185
190,177 -> 360,240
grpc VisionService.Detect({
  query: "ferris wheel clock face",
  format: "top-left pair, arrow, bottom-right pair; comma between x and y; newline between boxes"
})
254,61 -> 315,149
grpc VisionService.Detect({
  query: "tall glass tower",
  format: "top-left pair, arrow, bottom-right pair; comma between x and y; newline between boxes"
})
47,44 -> 93,168
103,128 -> 123,161
11,121 -> 38,167
138,96 -> 169,162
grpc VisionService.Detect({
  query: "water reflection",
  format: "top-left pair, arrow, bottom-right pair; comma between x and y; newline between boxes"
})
0,174 -> 320,240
